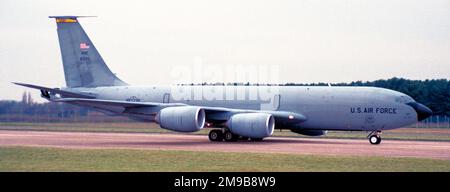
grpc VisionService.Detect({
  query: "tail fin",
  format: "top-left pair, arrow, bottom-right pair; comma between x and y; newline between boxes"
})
49,16 -> 127,88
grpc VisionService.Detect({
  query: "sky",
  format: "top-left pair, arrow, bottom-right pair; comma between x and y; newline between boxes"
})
0,0 -> 449,101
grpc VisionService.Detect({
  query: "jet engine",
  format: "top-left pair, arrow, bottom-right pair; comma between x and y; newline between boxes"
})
291,129 -> 327,136
227,113 -> 275,138
157,106 -> 205,132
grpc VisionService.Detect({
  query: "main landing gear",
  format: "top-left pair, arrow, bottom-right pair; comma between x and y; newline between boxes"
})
208,129 -> 263,142
367,131 -> 382,145
208,129 -> 223,142
209,129 -> 238,142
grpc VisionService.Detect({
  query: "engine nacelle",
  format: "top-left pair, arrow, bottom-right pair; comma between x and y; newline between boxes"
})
227,113 -> 275,138
291,129 -> 327,136
157,106 -> 205,132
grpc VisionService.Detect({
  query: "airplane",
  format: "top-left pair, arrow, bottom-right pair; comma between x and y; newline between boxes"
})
14,16 -> 433,145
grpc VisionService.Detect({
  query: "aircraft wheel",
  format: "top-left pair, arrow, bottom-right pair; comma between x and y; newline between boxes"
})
369,135 -> 381,145
224,131 -> 238,142
208,130 -> 223,142
376,136 -> 382,144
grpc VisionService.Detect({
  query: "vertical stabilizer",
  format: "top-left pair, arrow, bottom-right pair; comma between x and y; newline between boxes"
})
49,16 -> 127,88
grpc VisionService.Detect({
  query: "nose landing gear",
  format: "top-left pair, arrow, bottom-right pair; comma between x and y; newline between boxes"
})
368,131 -> 382,145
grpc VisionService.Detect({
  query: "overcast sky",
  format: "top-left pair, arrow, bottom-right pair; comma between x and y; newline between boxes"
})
1,0 -> 449,101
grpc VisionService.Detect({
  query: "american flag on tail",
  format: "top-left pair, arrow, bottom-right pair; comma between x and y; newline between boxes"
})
80,43 -> 90,49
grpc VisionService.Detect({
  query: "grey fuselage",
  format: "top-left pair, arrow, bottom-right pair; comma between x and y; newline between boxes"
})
65,85 -> 419,132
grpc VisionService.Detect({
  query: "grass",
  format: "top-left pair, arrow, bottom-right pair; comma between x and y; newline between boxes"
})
0,146 -> 449,172
1,122 -> 450,142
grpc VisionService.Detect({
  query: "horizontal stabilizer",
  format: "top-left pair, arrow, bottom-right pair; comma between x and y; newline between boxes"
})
12,82 -> 95,99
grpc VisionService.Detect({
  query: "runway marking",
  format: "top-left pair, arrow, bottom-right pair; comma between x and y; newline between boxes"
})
1,130 -> 450,160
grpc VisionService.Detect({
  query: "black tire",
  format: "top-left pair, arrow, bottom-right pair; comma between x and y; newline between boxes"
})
209,130 -> 223,142
369,135 -> 381,145
224,131 -> 238,142
375,136 -> 382,144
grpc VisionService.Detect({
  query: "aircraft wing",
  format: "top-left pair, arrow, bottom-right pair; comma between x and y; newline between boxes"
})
201,106 -> 307,126
54,98 -> 185,108
53,98 -> 307,126
13,82 -> 95,99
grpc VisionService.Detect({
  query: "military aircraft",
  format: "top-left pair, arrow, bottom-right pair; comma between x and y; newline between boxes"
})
14,16 -> 432,144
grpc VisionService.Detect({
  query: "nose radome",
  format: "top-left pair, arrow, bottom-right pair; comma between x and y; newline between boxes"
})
407,102 -> 433,121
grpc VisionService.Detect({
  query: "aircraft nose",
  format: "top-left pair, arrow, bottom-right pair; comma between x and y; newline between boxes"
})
407,102 -> 433,121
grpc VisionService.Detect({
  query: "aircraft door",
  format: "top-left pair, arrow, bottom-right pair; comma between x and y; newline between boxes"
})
260,94 -> 280,111
273,94 -> 280,110
163,93 -> 170,103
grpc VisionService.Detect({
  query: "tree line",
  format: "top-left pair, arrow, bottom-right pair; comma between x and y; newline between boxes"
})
0,92 -> 88,122
322,77 -> 449,116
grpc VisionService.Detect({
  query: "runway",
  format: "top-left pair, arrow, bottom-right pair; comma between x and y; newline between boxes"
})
1,130 -> 450,160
